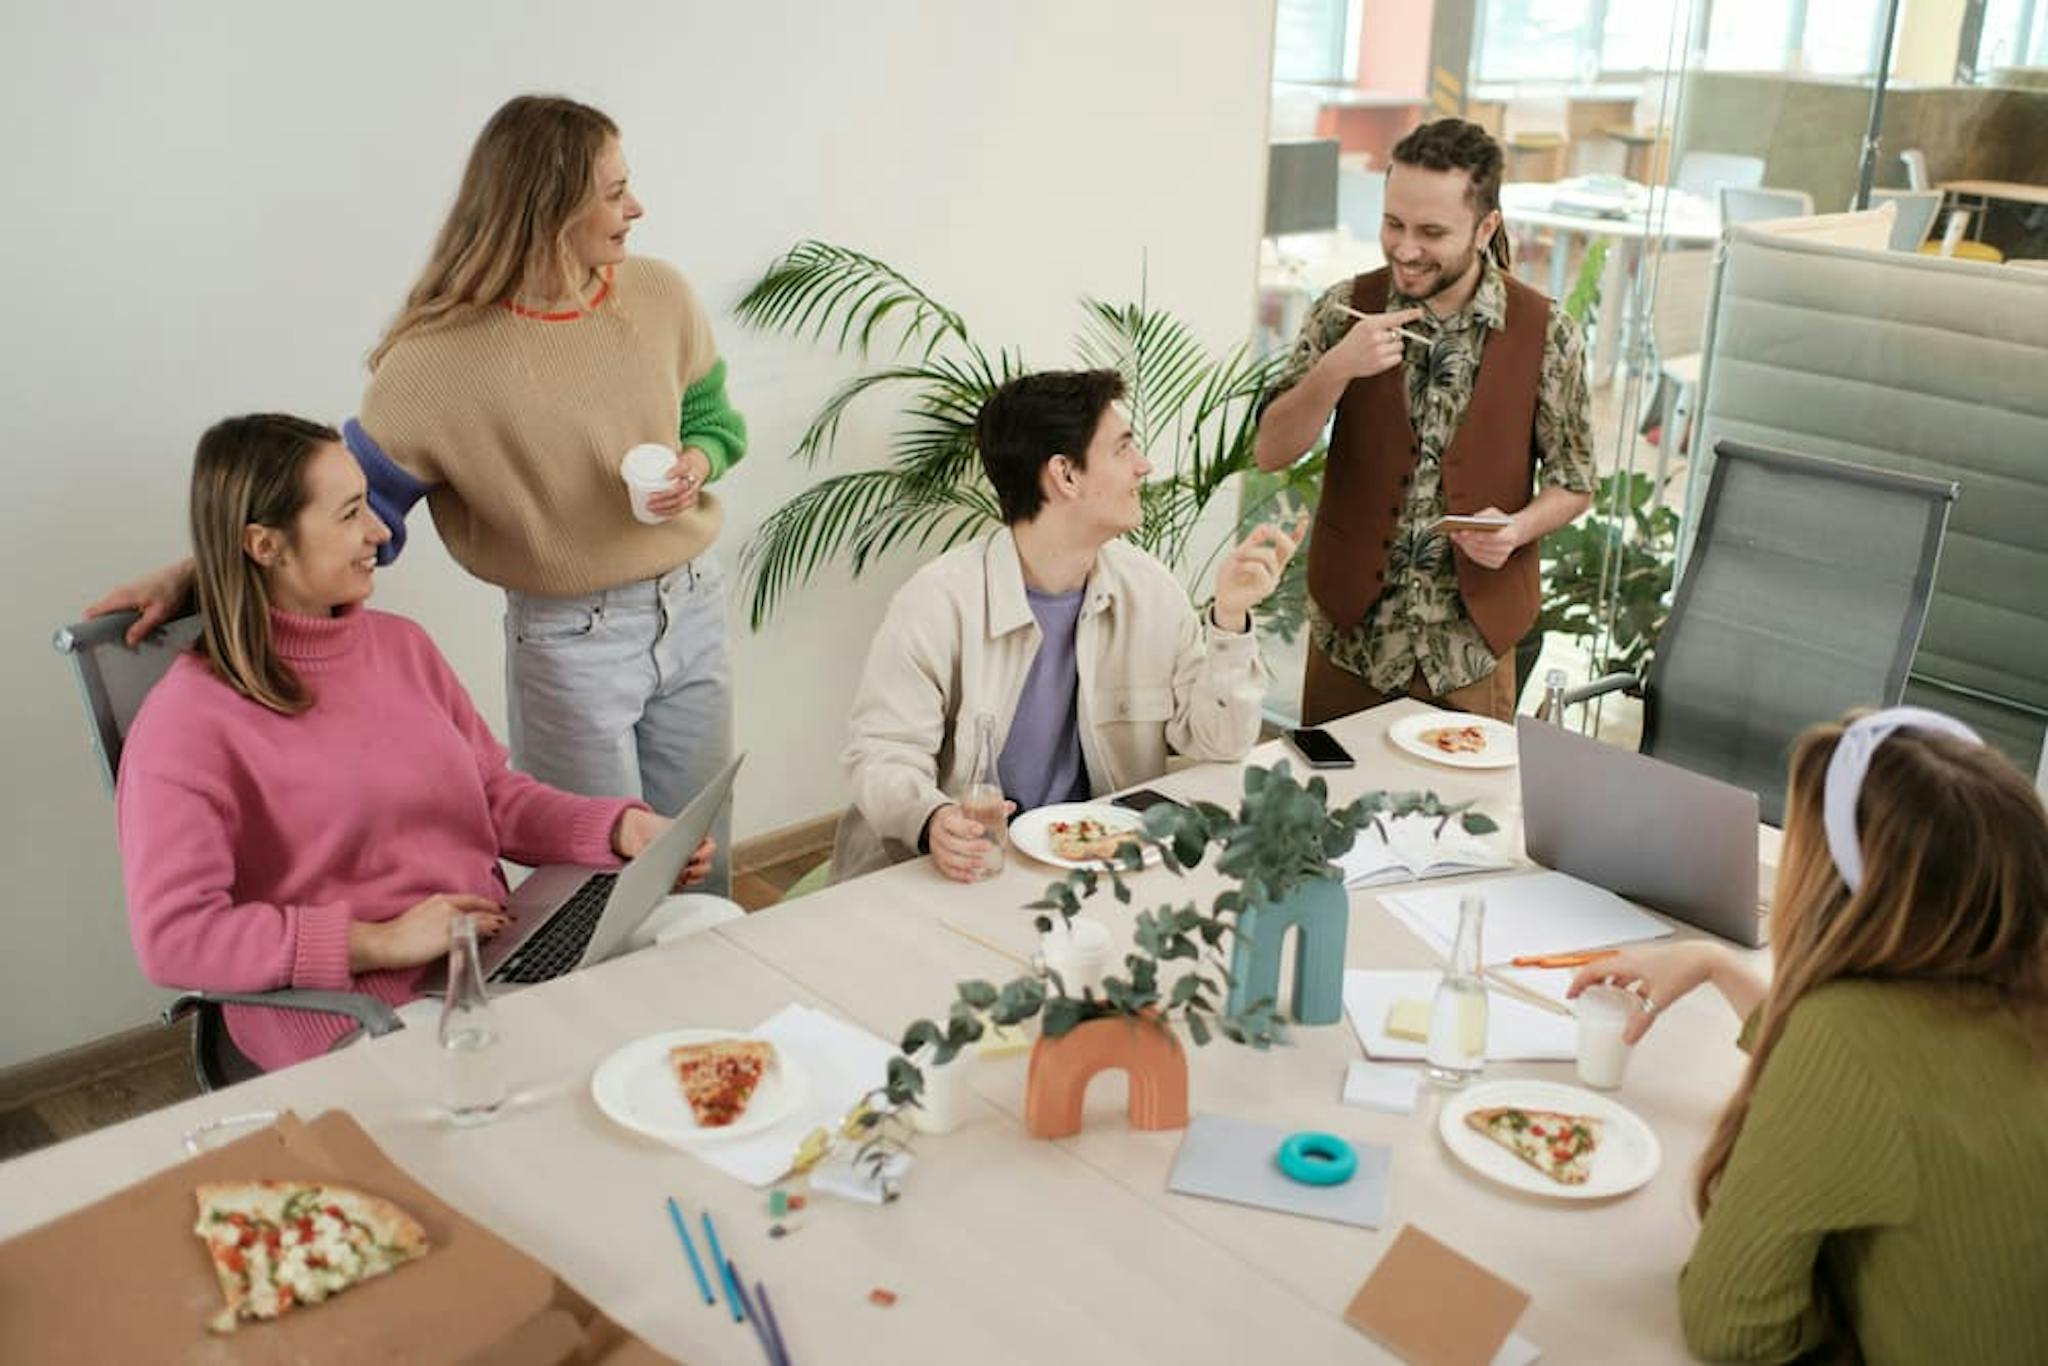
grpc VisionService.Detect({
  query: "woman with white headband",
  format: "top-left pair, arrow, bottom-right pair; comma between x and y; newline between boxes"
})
1568,707 -> 2047,1363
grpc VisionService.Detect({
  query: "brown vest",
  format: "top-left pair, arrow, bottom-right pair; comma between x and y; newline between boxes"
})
1305,267 -> 1550,656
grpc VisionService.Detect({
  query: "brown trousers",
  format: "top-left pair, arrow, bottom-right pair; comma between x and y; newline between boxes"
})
1300,639 -> 1518,726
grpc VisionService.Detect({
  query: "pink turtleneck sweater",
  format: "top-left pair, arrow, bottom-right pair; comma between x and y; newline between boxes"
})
116,605 -> 640,1071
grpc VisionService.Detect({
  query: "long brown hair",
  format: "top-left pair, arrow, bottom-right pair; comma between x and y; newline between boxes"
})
1694,717 -> 2048,1213
189,414 -> 339,715
369,95 -> 618,368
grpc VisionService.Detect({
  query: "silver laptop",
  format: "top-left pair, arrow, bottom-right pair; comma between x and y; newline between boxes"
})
1516,719 -> 1767,947
422,755 -> 743,991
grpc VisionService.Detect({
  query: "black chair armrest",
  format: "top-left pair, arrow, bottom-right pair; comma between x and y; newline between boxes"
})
163,990 -> 405,1037
1561,673 -> 1642,709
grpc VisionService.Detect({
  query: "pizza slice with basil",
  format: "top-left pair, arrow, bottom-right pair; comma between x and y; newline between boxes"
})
193,1181 -> 428,1333
1464,1106 -> 1602,1186
669,1038 -> 777,1128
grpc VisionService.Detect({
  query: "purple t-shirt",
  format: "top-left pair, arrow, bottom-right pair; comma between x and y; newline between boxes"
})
998,586 -> 1090,811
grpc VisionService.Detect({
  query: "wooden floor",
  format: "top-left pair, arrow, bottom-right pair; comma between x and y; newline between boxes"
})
0,847 -> 831,1164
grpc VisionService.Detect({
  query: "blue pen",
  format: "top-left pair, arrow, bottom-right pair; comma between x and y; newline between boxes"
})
757,1279 -> 792,1366
700,1210 -> 744,1323
728,1261 -> 782,1365
664,1197 -> 716,1305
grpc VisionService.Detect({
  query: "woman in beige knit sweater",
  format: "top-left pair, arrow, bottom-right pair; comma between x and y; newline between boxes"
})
1571,708 -> 2047,1363
90,96 -> 747,893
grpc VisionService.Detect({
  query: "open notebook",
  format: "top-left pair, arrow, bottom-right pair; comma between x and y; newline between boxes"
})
1336,813 -> 1511,888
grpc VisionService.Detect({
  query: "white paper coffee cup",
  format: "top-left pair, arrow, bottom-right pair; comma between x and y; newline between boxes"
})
621,443 -> 679,524
907,1044 -> 976,1135
1574,983 -> 1638,1090
1036,916 -> 1113,997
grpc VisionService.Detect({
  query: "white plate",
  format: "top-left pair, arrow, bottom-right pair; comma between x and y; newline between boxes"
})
1438,1078 -> 1661,1200
1007,802 -> 1155,871
1387,712 -> 1520,769
590,1028 -> 807,1147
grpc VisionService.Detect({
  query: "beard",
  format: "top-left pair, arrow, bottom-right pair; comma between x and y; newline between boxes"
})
1398,233 -> 1484,302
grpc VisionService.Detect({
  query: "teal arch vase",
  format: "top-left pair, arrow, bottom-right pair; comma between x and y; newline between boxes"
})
1226,876 -> 1348,1025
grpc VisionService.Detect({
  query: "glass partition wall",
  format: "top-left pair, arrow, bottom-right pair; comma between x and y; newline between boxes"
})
1255,0 -> 2043,738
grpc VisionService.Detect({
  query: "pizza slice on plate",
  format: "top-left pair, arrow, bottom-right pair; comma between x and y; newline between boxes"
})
669,1038 -> 777,1128
193,1180 -> 428,1333
1421,724 -> 1489,755
1047,817 -> 1140,862
1464,1106 -> 1602,1186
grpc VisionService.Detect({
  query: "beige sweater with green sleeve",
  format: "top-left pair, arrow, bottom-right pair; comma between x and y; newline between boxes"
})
1680,978 -> 2048,1363
360,256 -> 730,597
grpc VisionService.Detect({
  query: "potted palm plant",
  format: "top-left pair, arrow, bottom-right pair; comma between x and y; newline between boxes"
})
731,241 -> 1306,633
883,761 -> 1496,1139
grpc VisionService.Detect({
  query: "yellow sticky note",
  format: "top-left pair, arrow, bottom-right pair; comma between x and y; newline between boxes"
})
1385,998 -> 1432,1043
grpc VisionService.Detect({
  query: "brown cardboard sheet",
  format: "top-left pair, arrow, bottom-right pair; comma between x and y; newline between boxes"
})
0,1109 -> 674,1365
1345,1222 -> 1530,1366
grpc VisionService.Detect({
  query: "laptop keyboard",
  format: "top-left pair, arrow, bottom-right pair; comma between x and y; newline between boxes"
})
490,873 -> 618,985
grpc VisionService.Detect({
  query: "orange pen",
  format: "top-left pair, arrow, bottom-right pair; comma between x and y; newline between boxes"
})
1510,949 -> 1619,969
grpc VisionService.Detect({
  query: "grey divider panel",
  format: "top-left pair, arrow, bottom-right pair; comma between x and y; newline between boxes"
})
1686,227 -> 2048,776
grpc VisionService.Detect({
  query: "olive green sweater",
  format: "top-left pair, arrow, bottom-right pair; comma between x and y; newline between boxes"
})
360,256 -> 747,597
1680,979 -> 2048,1363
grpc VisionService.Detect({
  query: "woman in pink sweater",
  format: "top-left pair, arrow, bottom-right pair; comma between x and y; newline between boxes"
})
117,413 -> 712,1071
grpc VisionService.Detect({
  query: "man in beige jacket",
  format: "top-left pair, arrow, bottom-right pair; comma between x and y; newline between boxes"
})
833,369 -> 1301,883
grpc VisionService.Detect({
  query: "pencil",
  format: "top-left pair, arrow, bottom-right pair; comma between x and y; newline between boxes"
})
728,1262 -> 783,1365
758,1280 -> 792,1366
1510,949 -> 1619,969
700,1210 -> 744,1323
1480,965 -> 1573,1017
664,1196 -> 716,1305
1333,303 -> 1433,346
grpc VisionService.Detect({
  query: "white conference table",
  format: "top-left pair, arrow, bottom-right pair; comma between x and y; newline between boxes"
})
0,700 -> 1765,1363
1499,181 -> 1720,386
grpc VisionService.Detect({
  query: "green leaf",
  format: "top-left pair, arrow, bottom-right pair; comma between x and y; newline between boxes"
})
956,980 -> 999,1011
1185,1012 -> 1212,1047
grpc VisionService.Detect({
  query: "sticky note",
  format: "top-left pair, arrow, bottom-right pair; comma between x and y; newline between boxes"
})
1385,998 -> 1431,1042
976,1021 -> 1032,1057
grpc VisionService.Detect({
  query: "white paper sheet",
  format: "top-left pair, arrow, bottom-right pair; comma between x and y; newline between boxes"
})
686,1003 -> 899,1188
1344,969 -> 1577,1062
1381,870 -> 1671,965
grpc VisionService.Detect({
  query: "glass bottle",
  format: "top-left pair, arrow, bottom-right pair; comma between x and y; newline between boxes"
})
961,712 -> 1007,880
1540,667 -> 1569,724
1426,894 -> 1489,1086
440,915 -> 507,1125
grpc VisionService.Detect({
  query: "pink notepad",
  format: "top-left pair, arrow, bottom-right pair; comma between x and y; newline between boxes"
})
1346,1224 -> 1531,1366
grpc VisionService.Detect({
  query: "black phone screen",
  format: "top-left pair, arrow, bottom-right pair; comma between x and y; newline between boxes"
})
1112,788 -> 1181,813
1285,727 -> 1356,768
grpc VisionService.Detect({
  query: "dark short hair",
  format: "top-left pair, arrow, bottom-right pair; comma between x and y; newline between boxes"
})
1390,118 -> 1510,267
975,369 -> 1127,525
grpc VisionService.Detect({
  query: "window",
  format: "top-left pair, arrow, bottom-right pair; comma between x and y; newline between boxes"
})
1601,2 -> 1685,72
1474,0 -> 1692,81
1274,0 -> 1355,84
1976,0 -> 2048,74
1705,0 -> 1800,71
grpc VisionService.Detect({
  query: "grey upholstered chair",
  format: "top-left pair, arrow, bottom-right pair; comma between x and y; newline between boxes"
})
54,610 -> 402,1090
1564,441 -> 1957,825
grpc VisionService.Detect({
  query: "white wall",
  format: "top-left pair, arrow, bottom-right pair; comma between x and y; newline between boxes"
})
0,1 -> 1275,1067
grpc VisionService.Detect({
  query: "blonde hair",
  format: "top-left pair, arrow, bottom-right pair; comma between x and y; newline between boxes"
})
188,414 -> 340,715
1694,716 -> 2048,1214
369,95 -> 618,369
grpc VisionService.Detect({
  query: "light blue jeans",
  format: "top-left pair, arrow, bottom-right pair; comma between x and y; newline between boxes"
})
503,555 -> 735,896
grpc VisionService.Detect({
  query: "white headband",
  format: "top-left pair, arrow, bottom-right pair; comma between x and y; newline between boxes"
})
1822,706 -> 1983,892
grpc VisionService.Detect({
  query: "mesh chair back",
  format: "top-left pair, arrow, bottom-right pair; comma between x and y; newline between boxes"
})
52,611 -> 202,792
1718,185 -> 1815,226
1644,441 -> 1956,824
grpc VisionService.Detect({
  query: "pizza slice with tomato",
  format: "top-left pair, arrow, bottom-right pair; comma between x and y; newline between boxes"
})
669,1038 -> 777,1128
1464,1106 -> 1602,1186
193,1181 -> 428,1333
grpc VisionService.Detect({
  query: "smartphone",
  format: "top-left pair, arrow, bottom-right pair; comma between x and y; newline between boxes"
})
1285,727 -> 1356,769
1112,788 -> 1183,814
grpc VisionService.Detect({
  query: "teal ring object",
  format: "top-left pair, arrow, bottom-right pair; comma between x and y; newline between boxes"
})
1277,1131 -> 1357,1186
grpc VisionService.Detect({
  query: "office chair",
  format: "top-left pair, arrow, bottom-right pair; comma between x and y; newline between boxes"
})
1869,188 -> 1943,251
1718,185 -> 1815,226
1674,151 -> 1764,202
54,609 -> 403,1090
1562,441 -> 1956,824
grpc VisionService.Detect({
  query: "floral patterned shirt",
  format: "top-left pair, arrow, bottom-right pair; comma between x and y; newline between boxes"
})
1265,257 -> 1595,693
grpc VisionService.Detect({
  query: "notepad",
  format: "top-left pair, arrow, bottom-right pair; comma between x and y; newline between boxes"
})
1345,970 -> 1576,1062
1342,1060 -> 1424,1115
1346,1224 -> 1530,1366
1336,814 -> 1512,888
1381,870 -> 1672,965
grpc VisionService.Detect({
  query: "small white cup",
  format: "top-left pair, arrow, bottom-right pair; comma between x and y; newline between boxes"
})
621,443 -> 679,524
907,1044 -> 976,1135
1574,983 -> 1638,1090
1036,916 -> 1113,997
